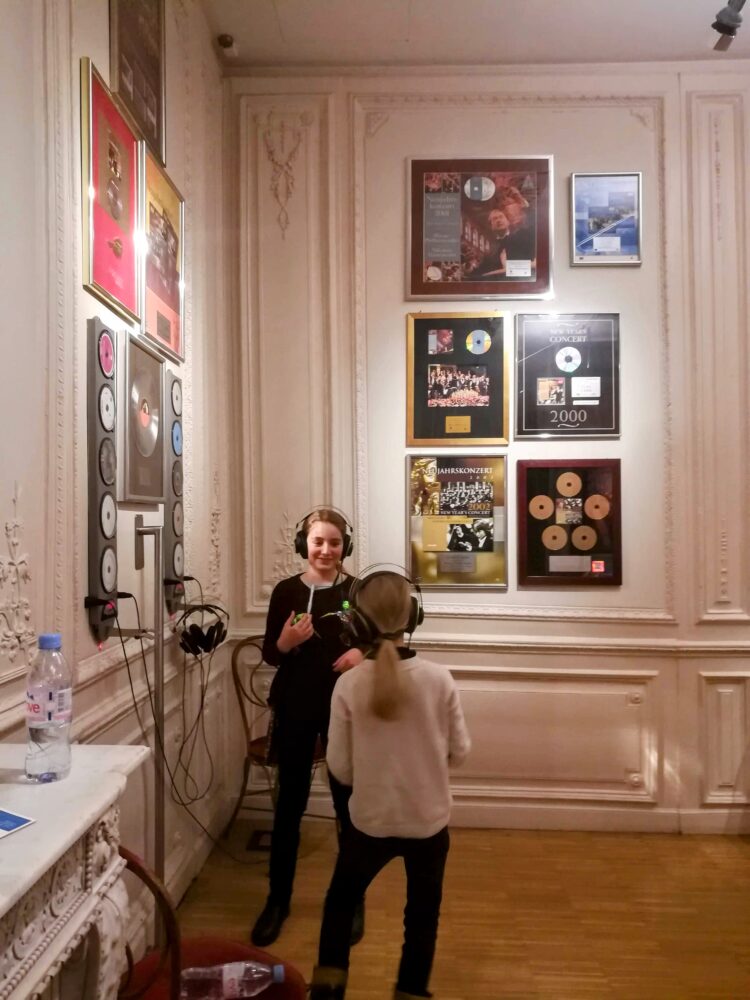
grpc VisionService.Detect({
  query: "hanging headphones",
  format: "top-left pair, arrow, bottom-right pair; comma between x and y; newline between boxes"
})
346,564 -> 424,648
293,506 -> 354,560
174,602 -> 229,657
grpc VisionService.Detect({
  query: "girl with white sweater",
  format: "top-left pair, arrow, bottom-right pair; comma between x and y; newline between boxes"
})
310,570 -> 471,1000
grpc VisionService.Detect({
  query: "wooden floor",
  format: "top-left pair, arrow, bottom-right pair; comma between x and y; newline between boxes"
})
178,819 -> 750,999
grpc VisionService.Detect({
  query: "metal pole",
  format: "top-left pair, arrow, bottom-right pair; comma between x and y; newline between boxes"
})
136,522 -> 165,883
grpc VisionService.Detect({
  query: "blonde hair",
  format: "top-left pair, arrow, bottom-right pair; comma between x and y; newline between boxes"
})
355,573 -> 413,721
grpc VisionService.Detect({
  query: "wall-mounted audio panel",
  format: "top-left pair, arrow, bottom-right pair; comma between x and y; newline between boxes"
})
164,370 -> 185,614
86,317 -> 119,640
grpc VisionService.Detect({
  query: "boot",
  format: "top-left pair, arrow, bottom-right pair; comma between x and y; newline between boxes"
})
250,896 -> 289,947
350,899 -> 365,945
310,965 -> 348,1000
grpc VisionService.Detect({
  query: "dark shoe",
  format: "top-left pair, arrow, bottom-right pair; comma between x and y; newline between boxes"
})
250,897 -> 289,947
350,899 -> 365,945
311,965 -> 347,1000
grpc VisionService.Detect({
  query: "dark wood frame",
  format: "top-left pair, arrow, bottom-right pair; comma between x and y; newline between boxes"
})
407,312 -> 509,446
408,156 -> 553,299
517,459 -> 622,586
109,0 -> 166,164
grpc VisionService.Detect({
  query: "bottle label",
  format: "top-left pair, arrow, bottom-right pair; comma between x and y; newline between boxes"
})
26,687 -> 72,725
221,963 -> 246,998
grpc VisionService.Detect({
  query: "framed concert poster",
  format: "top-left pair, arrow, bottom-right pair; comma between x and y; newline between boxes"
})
407,455 -> 507,589
408,156 -> 553,299
571,172 -> 642,265
142,146 -> 184,362
515,314 -> 620,438
110,0 -> 166,164
517,459 -> 621,586
407,312 -> 509,446
80,58 -> 140,323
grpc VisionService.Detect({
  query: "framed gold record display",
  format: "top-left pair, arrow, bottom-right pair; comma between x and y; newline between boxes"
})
407,312 -> 509,446
142,147 -> 184,362
407,455 -> 507,589
517,459 -> 621,585
122,333 -> 165,503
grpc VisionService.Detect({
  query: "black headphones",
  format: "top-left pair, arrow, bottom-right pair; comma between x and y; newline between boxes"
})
174,602 -> 229,657
346,565 -> 424,647
293,506 -> 354,560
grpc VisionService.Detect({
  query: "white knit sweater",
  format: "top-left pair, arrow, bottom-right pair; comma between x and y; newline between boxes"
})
326,653 -> 471,839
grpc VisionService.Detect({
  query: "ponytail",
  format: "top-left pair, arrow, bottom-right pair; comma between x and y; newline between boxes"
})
370,637 -> 403,720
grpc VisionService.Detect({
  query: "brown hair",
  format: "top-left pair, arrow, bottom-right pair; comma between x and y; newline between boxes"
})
303,507 -> 348,539
355,573 -> 412,721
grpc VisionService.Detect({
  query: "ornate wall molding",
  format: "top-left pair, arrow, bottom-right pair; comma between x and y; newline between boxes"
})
700,672 -> 750,804
686,92 -> 749,622
259,111 -> 309,236
0,487 -> 36,669
208,471 -> 222,598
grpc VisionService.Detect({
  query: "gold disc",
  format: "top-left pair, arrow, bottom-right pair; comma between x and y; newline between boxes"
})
529,495 -> 554,520
556,472 -> 583,497
584,494 -> 610,520
572,525 -> 597,551
541,525 -> 568,551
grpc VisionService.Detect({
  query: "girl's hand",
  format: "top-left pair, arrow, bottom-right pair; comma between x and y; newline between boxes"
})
333,647 -> 364,673
277,611 -> 314,653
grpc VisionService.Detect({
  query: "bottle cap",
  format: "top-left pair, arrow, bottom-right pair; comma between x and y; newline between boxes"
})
38,633 -> 62,650
272,964 -> 285,983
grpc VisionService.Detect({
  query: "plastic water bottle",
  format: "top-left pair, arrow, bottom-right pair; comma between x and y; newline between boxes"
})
25,633 -> 73,782
180,961 -> 284,998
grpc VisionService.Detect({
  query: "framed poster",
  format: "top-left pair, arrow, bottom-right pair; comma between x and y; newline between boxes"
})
517,459 -> 621,586
142,146 -> 184,362
109,0 -> 166,164
571,172 -> 642,265
80,58 -> 140,323
408,156 -> 553,299
515,314 -> 620,438
407,312 -> 509,446
407,455 -> 507,589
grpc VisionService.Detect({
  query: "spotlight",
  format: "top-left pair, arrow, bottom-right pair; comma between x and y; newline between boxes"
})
712,0 -> 746,50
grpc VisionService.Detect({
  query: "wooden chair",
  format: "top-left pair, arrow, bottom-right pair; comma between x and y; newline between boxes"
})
118,846 -> 307,1000
223,635 -> 326,840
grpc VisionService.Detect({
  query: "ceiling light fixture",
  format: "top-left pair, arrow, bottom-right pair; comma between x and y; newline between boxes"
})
712,0 -> 746,50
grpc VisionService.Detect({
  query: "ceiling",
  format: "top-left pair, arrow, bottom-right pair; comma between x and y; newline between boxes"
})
200,0 -> 750,69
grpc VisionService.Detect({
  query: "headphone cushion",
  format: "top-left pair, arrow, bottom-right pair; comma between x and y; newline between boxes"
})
203,623 -> 217,651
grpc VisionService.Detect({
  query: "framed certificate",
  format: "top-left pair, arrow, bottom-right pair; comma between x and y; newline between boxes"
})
407,455 -> 507,589
517,459 -> 621,586
408,157 -> 553,299
571,172 -> 642,265
80,58 -> 140,323
515,314 -> 620,438
407,312 -> 509,446
142,147 -> 184,362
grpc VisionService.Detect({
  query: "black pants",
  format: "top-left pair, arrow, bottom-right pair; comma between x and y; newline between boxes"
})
268,713 -> 352,905
318,824 -> 449,997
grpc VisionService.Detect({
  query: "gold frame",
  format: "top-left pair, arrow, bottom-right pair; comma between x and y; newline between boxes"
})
407,312 -> 510,447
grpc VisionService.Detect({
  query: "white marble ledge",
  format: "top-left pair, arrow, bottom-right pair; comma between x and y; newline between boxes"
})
0,744 -> 150,917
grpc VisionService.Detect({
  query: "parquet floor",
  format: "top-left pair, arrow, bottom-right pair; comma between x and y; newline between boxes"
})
178,820 -> 750,999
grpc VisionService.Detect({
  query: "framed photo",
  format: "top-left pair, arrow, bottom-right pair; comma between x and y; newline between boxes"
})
80,58 -> 140,323
109,0 -> 166,164
142,146 -> 184,362
517,459 -> 621,586
408,156 -> 553,299
571,172 -> 642,265
407,312 -> 509,446
407,455 -> 507,589
515,314 -> 620,438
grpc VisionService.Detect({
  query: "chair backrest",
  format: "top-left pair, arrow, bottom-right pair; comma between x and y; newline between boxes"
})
231,635 -> 271,749
119,846 -> 181,1000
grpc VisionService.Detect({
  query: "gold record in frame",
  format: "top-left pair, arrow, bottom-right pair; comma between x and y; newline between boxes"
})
571,525 -> 597,551
556,471 -> 583,497
541,525 -> 568,550
584,494 -> 610,519
529,495 -> 554,520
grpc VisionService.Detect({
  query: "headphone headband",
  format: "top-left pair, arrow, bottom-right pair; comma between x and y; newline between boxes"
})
346,564 -> 424,646
294,506 -> 354,559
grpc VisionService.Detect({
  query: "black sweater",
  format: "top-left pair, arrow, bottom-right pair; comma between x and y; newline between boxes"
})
263,573 -> 353,720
